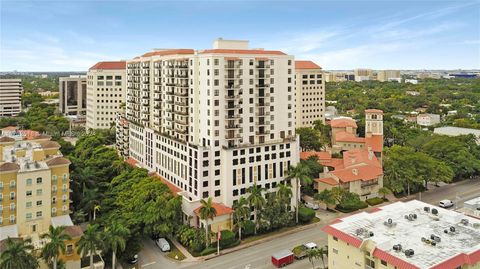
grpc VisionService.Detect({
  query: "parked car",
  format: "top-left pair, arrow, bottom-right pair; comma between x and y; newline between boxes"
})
439,200 -> 454,208
127,254 -> 138,264
272,249 -> 294,268
293,242 -> 318,259
156,238 -> 171,252
305,201 -> 320,210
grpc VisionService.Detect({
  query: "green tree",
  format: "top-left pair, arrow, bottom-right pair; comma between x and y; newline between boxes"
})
41,226 -> 72,269
287,163 -> 312,223
318,246 -> 328,269
0,238 -> 38,269
77,224 -> 102,269
315,189 -> 337,208
247,184 -> 266,234
102,223 -> 129,269
306,248 -> 321,269
378,187 -> 391,199
199,197 -> 217,247
232,197 -> 251,241
296,127 -> 323,151
276,183 -> 292,212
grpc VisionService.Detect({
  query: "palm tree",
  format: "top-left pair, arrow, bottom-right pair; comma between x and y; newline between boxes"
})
0,237 -> 38,269
378,187 -> 391,200
319,246 -> 328,269
77,224 -> 102,269
199,197 -> 217,247
306,248 -> 321,269
232,197 -> 251,241
79,188 -> 102,221
103,223 -> 129,269
287,163 -> 312,223
41,226 -> 72,269
276,183 -> 292,212
247,184 -> 266,234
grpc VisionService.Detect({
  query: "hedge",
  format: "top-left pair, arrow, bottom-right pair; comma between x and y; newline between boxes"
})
336,201 -> 368,213
298,207 -> 316,223
366,197 -> 384,206
244,220 -> 255,236
199,239 -> 241,256
219,230 -> 236,248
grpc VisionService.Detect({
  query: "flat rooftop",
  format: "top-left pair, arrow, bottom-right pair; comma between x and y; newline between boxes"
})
2,140 -> 60,172
328,200 -> 480,268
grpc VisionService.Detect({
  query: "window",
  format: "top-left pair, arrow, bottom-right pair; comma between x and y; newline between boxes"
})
36,211 -> 42,217
333,248 -> 338,254
333,236 -> 338,241
36,177 -> 42,184
36,189 -> 42,196
26,213 -> 32,220
36,201 -> 42,206
9,203 -> 15,211
52,175 -> 57,182
381,260 -> 387,266
10,192 -> 15,200
26,178 -> 32,185
26,201 -> 32,208
66,244 -> 74,255
214,190 -> 220,197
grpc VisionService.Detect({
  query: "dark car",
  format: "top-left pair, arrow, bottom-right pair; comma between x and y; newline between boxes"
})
128,254 -> 138,264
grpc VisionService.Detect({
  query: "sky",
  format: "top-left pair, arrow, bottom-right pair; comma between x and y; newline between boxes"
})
1,0 -> 479,71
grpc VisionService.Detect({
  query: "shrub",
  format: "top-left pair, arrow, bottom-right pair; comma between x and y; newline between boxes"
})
366,197 -> 384,206
298,207 -> 315,223
200,246 -> 217,256
336,201 -> 368,213
244,220 -> 255,236
219,230 -> 236,248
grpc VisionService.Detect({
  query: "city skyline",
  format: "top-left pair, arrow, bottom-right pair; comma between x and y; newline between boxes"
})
1,0 -> 479,72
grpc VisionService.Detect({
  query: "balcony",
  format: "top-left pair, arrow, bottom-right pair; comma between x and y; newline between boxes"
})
175,128 -> 188,134
256,130 -> 270,135
225,114 -> 241,119
225,134 -> 241,139
225,124 -> 241,129
225,94 -> 240,100
225,104 -> 240,110
174,119 -> 188,126
174,101 -> 188,107
256,121 -> 270,126
176,110 -> 188,116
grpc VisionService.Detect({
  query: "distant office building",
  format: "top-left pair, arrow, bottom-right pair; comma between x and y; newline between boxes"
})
354,68 -> 373,81
59,75 -> 87,116
377,70 -> 401,82
0,79 -> 22,117
417,113 -> 441,126
86,61 -> 126,130
416,72 -> 441,79
295,60 -> 325,127
325,72 -> 354,82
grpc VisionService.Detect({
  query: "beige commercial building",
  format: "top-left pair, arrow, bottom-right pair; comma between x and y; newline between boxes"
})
377,70 -> 401,82
86,61 -> 126,130
0,79 -> 22,117
323,200 -> 480,269
354,68 -> 374,81
59,76 -> 87,116
295,61 -> 325,127
124,39 -> 300,227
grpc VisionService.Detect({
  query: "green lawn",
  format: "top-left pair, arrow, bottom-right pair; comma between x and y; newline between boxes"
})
166,239 -> 186,261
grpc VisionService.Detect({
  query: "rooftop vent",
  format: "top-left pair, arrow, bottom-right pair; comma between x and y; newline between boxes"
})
404,249 -> 415,257
424,206 -> 430,212
352,168 -> 358,175
393,244 -> 402,252
461,219 -> 469,225
34,161 -> 40,168
404,213 -> 417,221
430,234 -> 441,243
384,218 -> 396,228
431,208 -> 438,215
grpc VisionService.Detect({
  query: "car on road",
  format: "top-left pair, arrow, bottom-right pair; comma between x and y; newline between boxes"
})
439,200 -> 454,208
293,242 -> 318,259
305,201 -> 320,210
155,238 -> 171,252
127,254 -> 138,264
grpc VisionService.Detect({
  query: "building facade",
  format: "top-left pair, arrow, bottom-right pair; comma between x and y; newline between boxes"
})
354,68 -> 373,81
323,200 -> 480,269
86,61 -> 126,130
416,113 -> 441,126
377,70 -> 401,82
0,79 -> 22,117
295,61 -> 325,127
125,39 -> 300,221
59,76 -> 87,116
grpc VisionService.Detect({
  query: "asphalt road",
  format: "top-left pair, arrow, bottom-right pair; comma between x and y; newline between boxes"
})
133,179 -> 480,269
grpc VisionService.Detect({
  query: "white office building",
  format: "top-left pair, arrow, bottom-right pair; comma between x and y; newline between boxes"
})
295,61 -> 325,127
125,39 -> 300,215
0,79 -> 22,117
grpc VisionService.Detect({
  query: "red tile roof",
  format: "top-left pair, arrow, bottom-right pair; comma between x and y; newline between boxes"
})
372,248 -> 420,269
332,165 -> 383,183
330,118 -> 357,128
300,151 -> 332,161
0,162 -> 20,172
335,131 -> 365,143
365,135 -> 383,152
322,225 -> 362,248
141,49 -> 194,58
149,172 -> 182,196
295,60 -> 321,69
1,126 -> 17,132
320,158 -> 345,170
89,61 -> 126,70
194,202 -> 234,217
200,49 -> 286,55
46,157 -> 71,166
0,136 -> 15,143
125,157 -> 138,167
64,225 -> 83,238
315,177 -> 338,186
365,109 -> 384,114
429,249 -> 480,269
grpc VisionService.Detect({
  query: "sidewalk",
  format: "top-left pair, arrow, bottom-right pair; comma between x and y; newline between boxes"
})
169,237 -> 197,262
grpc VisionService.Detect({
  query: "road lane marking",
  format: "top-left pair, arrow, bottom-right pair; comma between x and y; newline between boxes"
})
141,262 -> 157,268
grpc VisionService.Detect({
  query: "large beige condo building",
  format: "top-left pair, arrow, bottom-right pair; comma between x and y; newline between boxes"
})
0,79 -> 22,117
354,68 -> 373,81
377,70 -> 401,82
86,61 -> 126,130
125,39 -> 300,223
295,61 -> 325,127
59,76 -> 87,116
323,200 -> 480,269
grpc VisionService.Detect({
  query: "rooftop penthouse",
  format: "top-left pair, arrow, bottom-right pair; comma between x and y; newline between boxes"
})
323,200 -> 480,269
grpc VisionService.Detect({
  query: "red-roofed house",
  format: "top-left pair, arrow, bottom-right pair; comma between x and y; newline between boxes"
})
193,202 -> 234,234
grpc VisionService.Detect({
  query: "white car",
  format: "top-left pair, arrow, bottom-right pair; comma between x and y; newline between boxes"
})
305,201 -> 320,210
439,200 -> 454,208
303,242 -> 318,250
156,238 -> 171,252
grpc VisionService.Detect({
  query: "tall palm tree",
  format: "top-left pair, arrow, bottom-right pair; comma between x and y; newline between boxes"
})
319,246 -> 328,269
276,183 -> 292,212
306,248 -> 321,269
41,226 -> 72,269
77,224 -> 102,269
287,163 -> 312,223
0,237 -> 38,269
247,184 -> 266,234
232,197 -> 251,241
79,188 -> 102,221
102,223 -> 129,269
199,197 -> 217,247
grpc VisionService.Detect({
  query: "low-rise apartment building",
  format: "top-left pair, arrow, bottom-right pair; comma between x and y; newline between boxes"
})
323,200 -> 480,269
295,60 -> 325,127
86,61 -> 126,130
0,79 -> 22,117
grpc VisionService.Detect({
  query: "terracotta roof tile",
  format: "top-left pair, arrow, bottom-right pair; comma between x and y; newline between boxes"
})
0,136 -> 15,142
372,248 -> 420,269
125,157 -> 138,167
30,133 -> 50,140
295,60 -> 321,70
300,151 -> 332,161
0,162 -> 20,172
149,172 -> 182,196
315,177 -> 338,186
330,118 -> 357,128
365,109 -> 384,114
335,131 -> 365,143
64,225 -> 83,238
40,141 -> 61,149
320,158 -> 345,170
322,225 -> 362,248
1,126 -> 17,132
200,49 -> 286,55
194,202 -> 234,217
89,61 -> 126,70
46,157 -> 71,166
365,135 -> 383,152
141,49 -> 194,58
